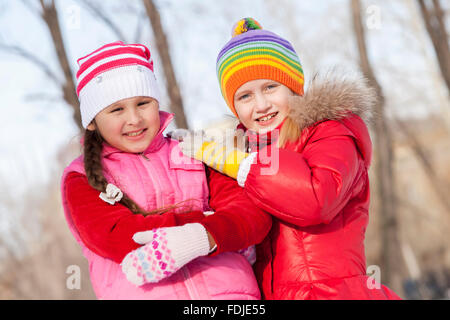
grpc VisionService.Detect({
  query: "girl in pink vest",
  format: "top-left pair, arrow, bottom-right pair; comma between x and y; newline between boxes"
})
61,41 -> 272,300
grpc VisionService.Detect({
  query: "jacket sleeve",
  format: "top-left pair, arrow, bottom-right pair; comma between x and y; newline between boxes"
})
243,121 -> 362,227
200,167 -> 272,256
63,172 -> 205,263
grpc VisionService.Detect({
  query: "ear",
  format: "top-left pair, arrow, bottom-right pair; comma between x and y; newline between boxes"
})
86,122 -> 96,131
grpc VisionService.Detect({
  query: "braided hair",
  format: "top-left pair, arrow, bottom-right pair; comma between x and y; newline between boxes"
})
83,127 -> 197,216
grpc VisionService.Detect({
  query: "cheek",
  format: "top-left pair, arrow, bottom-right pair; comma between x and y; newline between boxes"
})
96,118 -> 123,143
143,109 -> 160,138
235,105 -> 253,124
103,120 -> 121,134
275,94 -> 291,116
279,100 -> 290,116
148,110 -> 160,128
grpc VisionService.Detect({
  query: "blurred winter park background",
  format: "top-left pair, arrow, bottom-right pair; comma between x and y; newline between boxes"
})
0,0 -> 449,300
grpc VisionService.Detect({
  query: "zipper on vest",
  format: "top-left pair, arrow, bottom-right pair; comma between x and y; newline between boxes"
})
141,152 -> 150,161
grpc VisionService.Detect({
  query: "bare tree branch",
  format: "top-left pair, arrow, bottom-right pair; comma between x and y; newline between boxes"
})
351,0 -> 405,294
18,0 -> 42,17
142,0 -> 188,129
133,11 -> 147,43
24,92 -> 61,103
0,1 -> 57,82
394,117 -> 450,213
417,0 -> 450,96
79,0 -> 127,41
38,0 -> 82,130
0,0 -> 81,130
0,43 -> 61,84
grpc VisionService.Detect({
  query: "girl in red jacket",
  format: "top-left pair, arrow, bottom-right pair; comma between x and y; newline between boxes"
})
151,18 -> 402,300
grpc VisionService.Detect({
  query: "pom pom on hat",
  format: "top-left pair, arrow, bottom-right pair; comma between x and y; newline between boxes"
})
231,17 -> 262,37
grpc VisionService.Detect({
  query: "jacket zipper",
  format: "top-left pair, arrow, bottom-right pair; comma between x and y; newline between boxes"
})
140,151 -> 199,298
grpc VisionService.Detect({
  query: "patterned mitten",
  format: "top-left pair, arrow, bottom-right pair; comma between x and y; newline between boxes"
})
237,245 -> 257,265
121,223 -> 210,286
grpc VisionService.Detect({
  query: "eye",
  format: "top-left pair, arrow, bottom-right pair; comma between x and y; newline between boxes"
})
237,93 -> 251,101
138,101 -> 150,106
110,107 -> 123,113
266,83 -> 278,90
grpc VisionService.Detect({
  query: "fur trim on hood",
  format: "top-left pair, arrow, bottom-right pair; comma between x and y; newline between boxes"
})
288,69 -> 377,131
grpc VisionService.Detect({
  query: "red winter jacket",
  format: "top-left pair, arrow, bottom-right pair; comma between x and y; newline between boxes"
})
240,77 -> 401,300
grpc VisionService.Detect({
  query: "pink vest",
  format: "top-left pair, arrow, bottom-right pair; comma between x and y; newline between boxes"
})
61,111 -> 260,300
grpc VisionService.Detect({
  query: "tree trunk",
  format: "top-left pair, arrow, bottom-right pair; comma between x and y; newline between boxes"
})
142,0 -> 188,129
395,118 -> 450,213
417,0 -> 450,97
39,0 -> 82,130
351,0 -> 404,294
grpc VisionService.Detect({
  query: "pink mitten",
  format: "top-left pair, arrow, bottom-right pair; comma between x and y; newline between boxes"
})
121,223 -> 210,286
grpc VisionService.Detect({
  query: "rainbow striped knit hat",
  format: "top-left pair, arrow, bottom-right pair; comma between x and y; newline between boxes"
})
216,18 -> 304,117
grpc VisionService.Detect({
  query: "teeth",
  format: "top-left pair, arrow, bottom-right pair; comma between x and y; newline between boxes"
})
126,129 -> 144,136
258,113 -> 276,122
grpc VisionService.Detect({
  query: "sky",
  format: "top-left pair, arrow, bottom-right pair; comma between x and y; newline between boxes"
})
0,0 -> 449,256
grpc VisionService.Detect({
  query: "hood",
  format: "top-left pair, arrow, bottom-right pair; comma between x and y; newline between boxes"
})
288,70 -> 375,130
288,70 -> 376,166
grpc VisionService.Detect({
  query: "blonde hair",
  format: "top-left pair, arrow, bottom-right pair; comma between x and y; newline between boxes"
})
277,89 -> 302,148
278,116 -> 301,148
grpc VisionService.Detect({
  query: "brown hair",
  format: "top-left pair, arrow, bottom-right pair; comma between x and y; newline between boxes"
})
83,127 -> 199,216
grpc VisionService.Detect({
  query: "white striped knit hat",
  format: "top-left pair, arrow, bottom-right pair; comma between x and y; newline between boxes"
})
76,41 -> 160,128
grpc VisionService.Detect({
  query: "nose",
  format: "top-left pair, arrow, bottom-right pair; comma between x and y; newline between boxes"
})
126,107 -> 143,126
254,92 -> 271,114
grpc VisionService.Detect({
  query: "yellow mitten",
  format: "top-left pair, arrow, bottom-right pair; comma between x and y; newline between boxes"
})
198,140 -> 248,179
178,130 -> 249,180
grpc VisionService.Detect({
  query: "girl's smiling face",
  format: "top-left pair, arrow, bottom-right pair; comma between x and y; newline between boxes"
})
87,96 -> 160,153
233,79 -> 293,134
